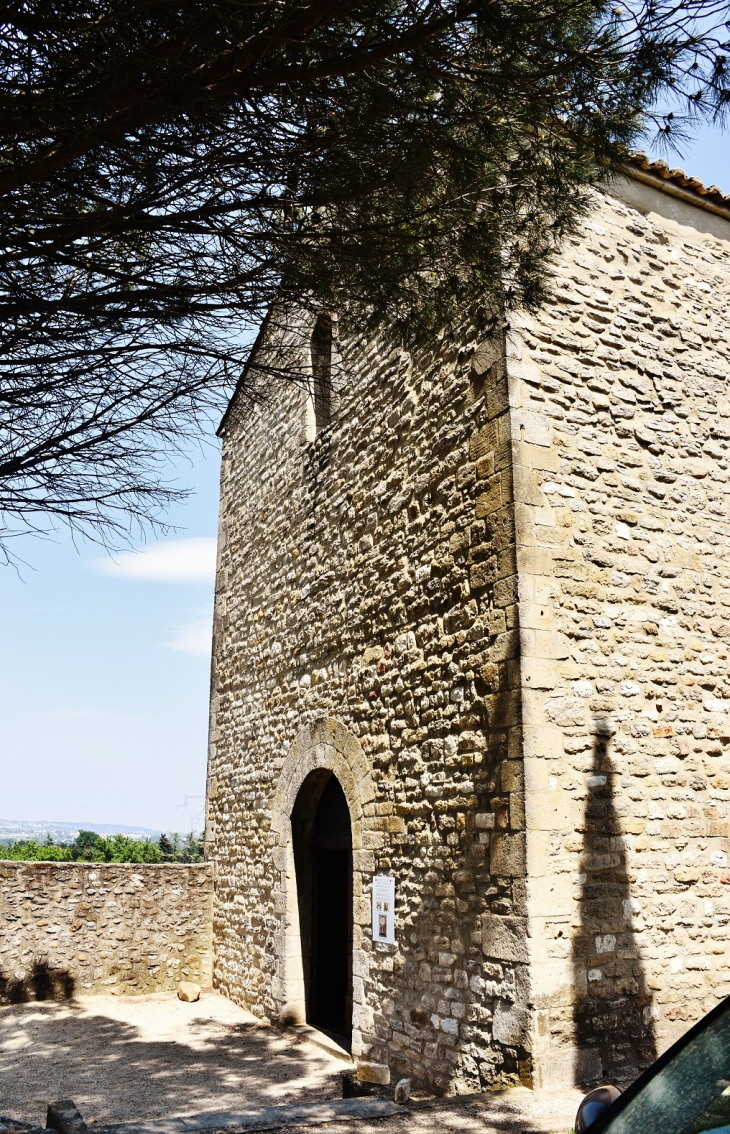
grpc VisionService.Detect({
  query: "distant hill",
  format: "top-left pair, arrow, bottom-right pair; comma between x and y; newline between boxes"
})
0,818 -> 162,843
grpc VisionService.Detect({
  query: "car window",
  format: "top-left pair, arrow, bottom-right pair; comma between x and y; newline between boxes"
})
599,999 -> 730,1134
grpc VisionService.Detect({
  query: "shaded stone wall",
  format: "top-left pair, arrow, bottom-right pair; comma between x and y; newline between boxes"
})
0,862 -> 213,1001
210,173 -> 730,1093
209,318 -> 530,1094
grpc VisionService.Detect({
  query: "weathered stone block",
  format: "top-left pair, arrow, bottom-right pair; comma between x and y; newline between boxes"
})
483,915 -> 529,962
510,410 -> 551,449
536,1045 -> 602,1088
525,790 -> 573,832
521,658 -> 560,690
492,1000 -> 531,1046
357,1062 -> 391,1085
394,1077 -> 412,1104
178,981 -> 201,1002
529,961 -> 588,1007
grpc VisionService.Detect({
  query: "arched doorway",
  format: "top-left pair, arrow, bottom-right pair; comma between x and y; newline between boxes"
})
291,771 -> 353,1048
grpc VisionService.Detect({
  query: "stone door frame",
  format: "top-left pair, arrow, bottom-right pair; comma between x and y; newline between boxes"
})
270,718 -> 376,1056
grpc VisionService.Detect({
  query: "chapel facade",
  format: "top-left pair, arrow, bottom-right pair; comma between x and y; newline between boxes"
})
206,161 -> 730,1093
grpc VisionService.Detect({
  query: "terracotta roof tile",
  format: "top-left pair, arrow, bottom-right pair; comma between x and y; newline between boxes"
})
630,150 -> 730,211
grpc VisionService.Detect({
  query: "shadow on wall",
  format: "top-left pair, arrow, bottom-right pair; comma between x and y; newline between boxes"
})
572,721 -> 657,1084
0,961 -> 75,1005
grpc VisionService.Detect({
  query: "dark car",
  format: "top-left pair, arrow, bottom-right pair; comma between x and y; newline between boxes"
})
577,996 -> 730,1134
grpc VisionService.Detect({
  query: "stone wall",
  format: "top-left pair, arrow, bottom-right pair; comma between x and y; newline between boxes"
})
209,171 -> 730,1093
209,310 -> 526,1095
508,176 -> 730,1088
0,862 -> 214,1001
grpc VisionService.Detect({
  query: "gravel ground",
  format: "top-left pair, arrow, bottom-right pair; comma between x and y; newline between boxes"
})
0,993 -> 582,1134
0,992 -> 346,1126
273,1092 -> 584,1134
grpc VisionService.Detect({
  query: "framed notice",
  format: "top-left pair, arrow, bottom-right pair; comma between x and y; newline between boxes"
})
372,875 -> 395,944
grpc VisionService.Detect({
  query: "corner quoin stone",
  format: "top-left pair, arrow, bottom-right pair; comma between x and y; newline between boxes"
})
482,915 -> 529,963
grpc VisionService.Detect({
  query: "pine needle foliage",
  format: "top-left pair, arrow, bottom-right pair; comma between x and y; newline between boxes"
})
0,0 -> 728,550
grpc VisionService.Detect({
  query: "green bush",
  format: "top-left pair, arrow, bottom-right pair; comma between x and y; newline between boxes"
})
1,839 -> 73,861
0,830 -> 204,863
70,830 -> 162,863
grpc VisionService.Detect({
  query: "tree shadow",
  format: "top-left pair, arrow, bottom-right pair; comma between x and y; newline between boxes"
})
0,998 -> 349,1127
0,962 -> 75,1005
572,722 -> 657,1085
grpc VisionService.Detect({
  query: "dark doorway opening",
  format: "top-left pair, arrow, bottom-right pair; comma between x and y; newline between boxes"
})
291,771 -> 352,1049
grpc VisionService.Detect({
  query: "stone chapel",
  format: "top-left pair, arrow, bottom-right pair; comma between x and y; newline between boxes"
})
205,158 -> 730,1094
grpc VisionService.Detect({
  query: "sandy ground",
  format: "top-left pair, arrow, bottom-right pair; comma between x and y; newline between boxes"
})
0,992 -> 347,1126
0,992 -> 582,1134
276,1092 -> 586,1134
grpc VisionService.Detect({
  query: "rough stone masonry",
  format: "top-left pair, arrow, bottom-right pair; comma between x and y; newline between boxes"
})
207,161 -> 730,1094
0,863 -> 213,1000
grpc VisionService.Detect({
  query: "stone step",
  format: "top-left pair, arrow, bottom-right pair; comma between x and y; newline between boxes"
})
94,1098 -> 401,1134
285,1024 -> 353,1064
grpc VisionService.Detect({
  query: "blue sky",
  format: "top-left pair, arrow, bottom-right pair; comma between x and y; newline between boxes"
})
648,120 -> 730,194
0,439 -> 222,834
0,123 -> 728,836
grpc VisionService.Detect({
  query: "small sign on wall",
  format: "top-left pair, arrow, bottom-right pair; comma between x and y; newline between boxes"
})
372,875 -> 395,944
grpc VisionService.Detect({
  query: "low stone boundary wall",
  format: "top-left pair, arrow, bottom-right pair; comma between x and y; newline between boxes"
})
0,861 -> 214,1002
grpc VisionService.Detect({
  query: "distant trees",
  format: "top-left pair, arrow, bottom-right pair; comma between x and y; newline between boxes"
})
72,829 -> 106,860
70,829 -> 163,862
0,0 -> 728,555
158,831 -> 206,863
1,840 -> 74,862
1,830 -> 204,863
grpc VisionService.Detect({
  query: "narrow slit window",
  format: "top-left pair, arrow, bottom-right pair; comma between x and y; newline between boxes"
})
311,315 -> 332,433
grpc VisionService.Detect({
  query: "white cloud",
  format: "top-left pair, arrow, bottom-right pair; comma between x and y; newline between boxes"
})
97,537 -> 217,584
165,612 -> 213,657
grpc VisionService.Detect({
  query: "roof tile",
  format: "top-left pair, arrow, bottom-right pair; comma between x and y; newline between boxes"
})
630,150 -> 730,210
